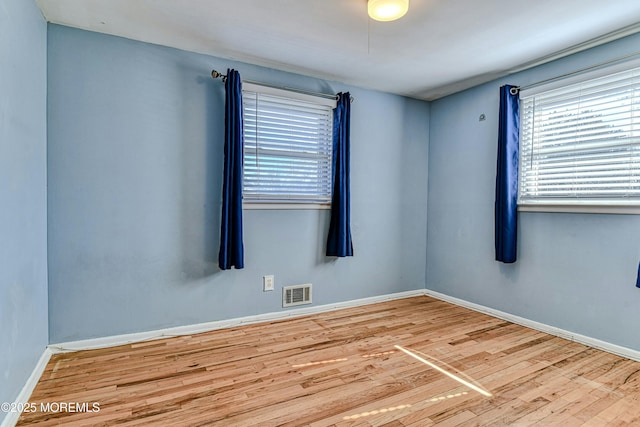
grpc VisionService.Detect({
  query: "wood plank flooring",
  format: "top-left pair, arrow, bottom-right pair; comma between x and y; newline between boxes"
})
17,296 -> 640,426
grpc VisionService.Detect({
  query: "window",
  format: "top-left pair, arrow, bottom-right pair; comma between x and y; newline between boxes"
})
518,60 -> 640,213
242,83 -> 335,207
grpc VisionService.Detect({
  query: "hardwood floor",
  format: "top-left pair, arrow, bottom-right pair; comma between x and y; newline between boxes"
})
17,296 -> 640,426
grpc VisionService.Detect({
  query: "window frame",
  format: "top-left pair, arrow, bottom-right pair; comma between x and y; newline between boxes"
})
241,82 -> 336,210
517,58 -> 640,215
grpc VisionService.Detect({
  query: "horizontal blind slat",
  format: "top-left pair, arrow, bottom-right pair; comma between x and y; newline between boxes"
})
519,63 -> 640,204
243,89 -> 333,203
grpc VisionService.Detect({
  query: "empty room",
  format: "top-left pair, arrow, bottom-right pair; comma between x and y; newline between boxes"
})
2,0 -> 640,425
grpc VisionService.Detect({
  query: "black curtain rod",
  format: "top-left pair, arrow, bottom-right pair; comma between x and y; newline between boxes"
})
211,69 -> 354,103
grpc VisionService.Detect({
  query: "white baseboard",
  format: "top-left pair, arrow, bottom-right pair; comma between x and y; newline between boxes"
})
423,289 -> 640,363
48,290 -> 425,353
4,287 -> 638,427
0,348 -> 53,427
46,287 -> 640,362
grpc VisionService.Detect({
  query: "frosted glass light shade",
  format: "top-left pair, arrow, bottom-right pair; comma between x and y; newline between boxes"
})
368,0 -> 409,22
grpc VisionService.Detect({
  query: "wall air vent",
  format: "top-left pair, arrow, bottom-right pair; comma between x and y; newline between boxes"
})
283,284 -> 312,307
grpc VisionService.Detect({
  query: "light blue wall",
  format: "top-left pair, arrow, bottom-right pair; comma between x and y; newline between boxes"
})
47,25 -> 429,343
0,0 -> 48,411
427,33 -> 640,351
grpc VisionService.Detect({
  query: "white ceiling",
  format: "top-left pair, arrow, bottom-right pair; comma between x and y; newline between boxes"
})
36,0 -> 640,100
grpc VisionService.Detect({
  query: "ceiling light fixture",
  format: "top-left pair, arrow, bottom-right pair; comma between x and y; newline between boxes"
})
367,0 -> 409,22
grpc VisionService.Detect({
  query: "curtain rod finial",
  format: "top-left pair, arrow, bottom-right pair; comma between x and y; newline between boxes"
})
211,69 -> 225,80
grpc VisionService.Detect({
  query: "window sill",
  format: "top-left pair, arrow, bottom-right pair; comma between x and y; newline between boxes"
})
243,202 -> 331,210
518,203 -> 640,215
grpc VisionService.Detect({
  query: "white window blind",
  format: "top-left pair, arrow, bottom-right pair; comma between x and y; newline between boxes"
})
242,83 -> 334,204
519,62 -> 640,210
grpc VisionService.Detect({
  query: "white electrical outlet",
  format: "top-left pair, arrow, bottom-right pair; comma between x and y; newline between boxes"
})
263,275 -> 275,291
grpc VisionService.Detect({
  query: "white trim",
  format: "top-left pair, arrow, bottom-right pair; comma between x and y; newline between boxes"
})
423,289 -> 640,363
5,288 -> 637,427
518,204 -> 640,215
48,290 -> 425,353
45,288 -> 640,363
520,56 -> 640,97
1,348 -> 53,427
242,82 -> 337,108
243,202 -> 331,210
